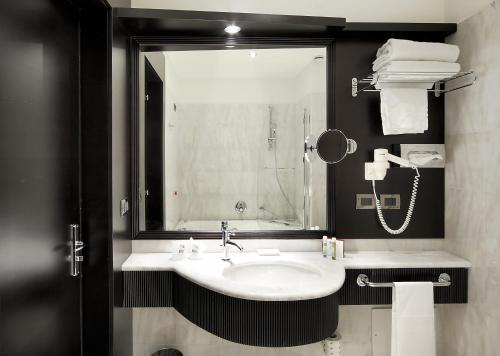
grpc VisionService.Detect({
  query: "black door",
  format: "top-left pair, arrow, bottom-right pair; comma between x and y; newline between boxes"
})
0,1 -> 81,355
144,59 -> 165,230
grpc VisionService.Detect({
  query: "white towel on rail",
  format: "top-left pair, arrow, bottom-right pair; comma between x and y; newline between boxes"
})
373,60 -> 461,74
391,282 -> 436,356
373,61 -> 461,89
374,39 -> 460,67
380,88 -> 428,135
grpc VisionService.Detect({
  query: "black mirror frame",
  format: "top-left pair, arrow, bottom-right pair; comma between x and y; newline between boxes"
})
130,36 -> 336,240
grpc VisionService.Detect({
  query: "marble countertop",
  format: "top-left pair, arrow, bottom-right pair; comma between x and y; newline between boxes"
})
122,250 -> 470,301
342,251 -> 471,269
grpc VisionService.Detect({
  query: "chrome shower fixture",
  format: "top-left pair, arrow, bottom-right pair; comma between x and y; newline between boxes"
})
267,105 -> 277,149
235,201 -> 247,213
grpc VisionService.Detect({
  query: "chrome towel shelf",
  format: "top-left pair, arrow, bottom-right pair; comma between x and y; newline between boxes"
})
351,71 -> 476,98
356,272 -> 451,288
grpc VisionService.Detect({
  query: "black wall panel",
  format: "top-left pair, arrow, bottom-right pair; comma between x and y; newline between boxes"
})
333,33 -> 446,238
80,1 -> 114,355
112,21 -> 133,356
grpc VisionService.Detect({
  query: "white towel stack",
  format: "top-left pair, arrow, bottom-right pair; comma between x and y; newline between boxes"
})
374,39 -> 461,135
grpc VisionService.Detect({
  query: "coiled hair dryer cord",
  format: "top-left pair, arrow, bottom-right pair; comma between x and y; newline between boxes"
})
372,167 -> 420,235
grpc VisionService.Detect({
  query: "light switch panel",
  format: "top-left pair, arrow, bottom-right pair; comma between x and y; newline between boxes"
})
356,194 -> 375,209
120,198 -> 129,216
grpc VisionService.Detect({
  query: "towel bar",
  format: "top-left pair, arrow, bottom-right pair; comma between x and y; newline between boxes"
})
351,71 -> 476,97
356,273 -> 451,288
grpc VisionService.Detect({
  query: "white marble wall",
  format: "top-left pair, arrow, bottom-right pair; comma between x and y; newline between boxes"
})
437,3 -> 500,356
176,103 -> 301,222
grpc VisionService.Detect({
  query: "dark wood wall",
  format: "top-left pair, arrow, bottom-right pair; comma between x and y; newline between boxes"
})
77,2 -> 135,355
111,20 -> 133,356
80,1 -> 115,355
333,31 -> 446,238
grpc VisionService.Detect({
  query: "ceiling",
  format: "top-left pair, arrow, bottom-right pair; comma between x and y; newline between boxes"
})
164,48 -> 327,79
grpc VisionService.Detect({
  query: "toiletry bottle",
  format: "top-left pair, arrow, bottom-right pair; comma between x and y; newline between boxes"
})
322,236 -> 328,257
326,237 -> 332,257
331,237 -> 337,260
189,237 -> 194,254
336,239 -> 344,260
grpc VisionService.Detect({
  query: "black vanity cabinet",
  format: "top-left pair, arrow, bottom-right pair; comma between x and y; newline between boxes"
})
122,270 -> 339,347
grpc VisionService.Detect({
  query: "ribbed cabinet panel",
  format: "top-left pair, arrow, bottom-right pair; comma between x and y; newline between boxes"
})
122,271 -> 338,346
123,271 -> 174,307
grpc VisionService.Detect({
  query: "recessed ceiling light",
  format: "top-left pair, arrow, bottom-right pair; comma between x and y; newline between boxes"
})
224,25 -> 241,34
225,45 -> 235,48
249,50 -> 257,58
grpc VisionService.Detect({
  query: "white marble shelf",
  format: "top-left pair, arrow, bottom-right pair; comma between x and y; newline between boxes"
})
342,251 -> 471,269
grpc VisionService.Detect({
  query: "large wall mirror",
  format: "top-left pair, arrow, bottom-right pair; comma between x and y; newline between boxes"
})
136,42 -> 333,237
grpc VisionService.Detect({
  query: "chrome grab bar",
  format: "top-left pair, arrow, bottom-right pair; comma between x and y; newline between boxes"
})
356,273 -> 451,288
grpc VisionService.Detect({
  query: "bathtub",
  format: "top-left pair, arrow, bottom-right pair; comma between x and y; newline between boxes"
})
175,219 -> 303,231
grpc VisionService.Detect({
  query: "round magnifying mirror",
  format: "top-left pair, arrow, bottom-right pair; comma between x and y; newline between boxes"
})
316,129 -> 357,164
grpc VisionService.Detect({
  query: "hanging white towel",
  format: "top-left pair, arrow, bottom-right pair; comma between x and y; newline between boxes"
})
374,39 -> 460,67
380,88 -> 428,135
391,282 -> 436,356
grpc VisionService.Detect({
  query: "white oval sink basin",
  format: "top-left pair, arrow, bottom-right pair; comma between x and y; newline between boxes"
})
223,261 -> 323,288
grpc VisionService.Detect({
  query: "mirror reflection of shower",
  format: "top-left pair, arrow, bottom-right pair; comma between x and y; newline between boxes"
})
265,105 -> 297,223
139,48 -> 327,232
303,107 -> 312,229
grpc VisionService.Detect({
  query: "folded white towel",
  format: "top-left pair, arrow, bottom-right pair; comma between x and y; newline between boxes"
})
391,282 -> 436,356
380,88 -> 428,135
374,38 -> 460,65
373,61 -> 461,89
373,60 -> 461,74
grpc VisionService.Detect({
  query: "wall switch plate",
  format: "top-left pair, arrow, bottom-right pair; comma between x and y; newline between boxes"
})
380,194 -> 400,209
356,194 -> 375,209
120,198 -> 129,216
357,194 -> 400,209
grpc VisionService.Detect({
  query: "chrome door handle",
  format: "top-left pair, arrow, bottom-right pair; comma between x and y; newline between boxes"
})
68,224 -> 84,277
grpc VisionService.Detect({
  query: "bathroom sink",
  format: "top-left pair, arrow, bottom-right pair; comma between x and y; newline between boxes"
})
222,261 -> 323,288
123,252 -> 345,301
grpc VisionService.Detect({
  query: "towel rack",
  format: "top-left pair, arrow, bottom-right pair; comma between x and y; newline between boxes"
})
356,273 -> 451,288
351,71 -> 476,98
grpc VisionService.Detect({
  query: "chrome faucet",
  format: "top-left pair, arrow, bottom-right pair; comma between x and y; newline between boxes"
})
221,221 -> 243,261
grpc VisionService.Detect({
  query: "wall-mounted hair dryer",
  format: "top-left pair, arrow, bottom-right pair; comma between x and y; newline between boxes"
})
365,148 -> 415,180
365,148 -> 443,235
365,149 -> 417,235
